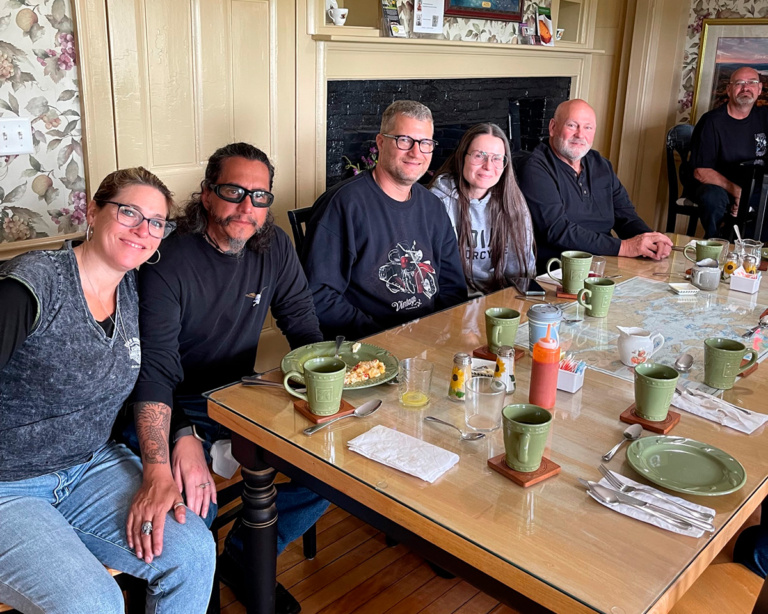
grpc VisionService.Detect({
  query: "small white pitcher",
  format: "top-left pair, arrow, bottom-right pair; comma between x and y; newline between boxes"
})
617,326 -> 665,367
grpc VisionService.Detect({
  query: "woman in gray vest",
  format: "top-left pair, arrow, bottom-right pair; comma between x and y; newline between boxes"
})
429,123 -> 536,296
0,168 -> 215,613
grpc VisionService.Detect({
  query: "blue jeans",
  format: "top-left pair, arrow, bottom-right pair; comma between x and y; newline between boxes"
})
0,442 -> 215,614
693,184 -> 731,239
177,395 -> 329,553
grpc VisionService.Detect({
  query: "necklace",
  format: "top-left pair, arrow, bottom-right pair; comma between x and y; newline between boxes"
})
79,262 -> 128,344
204,230 -> 228,254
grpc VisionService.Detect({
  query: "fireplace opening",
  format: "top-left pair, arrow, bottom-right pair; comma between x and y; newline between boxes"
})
326,77 -> 571,188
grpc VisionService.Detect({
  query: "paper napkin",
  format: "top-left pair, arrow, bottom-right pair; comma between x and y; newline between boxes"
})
536,270 -> 561,285
348,425 -> 459,483
672,390 -> 768,435
589,471 -> 716,538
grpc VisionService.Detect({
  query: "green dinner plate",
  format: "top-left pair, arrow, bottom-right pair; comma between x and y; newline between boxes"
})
281,341 -> 399,390
626,436 -> 747,496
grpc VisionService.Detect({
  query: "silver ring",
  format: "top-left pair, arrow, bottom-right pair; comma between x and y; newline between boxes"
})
198,482 -> 210,489
173,502 -> 185,510
141,521 -> 153,535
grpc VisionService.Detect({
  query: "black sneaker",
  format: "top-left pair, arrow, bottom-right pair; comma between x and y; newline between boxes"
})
217,550 -> 301,613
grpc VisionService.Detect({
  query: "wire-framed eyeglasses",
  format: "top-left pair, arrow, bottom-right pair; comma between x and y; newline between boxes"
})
466,150 -> 508,169
731,79 -> 761,88
381,134 -> 438,154
211,183 -> 275,208
103,201 -> 176,239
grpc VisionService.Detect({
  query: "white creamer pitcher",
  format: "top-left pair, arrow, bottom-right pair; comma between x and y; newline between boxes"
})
617,326 -> 665,367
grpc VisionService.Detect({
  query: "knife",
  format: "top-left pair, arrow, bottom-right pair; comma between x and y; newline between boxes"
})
585,481 -> 714,533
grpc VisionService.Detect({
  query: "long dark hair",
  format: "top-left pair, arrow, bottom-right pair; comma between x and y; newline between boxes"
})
176,142 -> 276,253
429,123 -> 535,289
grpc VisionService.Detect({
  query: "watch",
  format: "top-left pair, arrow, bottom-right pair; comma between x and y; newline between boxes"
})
173,424 -> 204,444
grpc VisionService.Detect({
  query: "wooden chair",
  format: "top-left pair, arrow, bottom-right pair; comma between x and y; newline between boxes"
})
287,206 -> 313,255
665,124 -> 700,235
670,563 -> 766,614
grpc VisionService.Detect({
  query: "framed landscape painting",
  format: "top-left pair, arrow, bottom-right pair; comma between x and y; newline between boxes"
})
443,0 -> 522,22
691,19 -> 768,124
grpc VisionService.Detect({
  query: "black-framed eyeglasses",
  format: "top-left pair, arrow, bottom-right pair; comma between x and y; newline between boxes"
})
103,201 -> 176,239
381,134 -> 437,154
731,79 -> 760,88
210,183 -> 274,208
466,150 -> 508,170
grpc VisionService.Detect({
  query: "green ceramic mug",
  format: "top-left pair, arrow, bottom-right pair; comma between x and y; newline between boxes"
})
684,240 -> 725,263
633,363 -> 679,422
704,338 -> 758,390
502,404 -> 552,473
576,277 -> 615,318
547,251 -> 593,295
485,307 -> 520,355
283,356 -> 346,416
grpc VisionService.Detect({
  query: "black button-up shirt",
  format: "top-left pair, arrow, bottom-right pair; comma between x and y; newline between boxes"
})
519,143 -> 652,268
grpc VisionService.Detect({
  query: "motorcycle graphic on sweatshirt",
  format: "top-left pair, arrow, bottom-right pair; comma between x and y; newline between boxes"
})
378,241 -> 438,299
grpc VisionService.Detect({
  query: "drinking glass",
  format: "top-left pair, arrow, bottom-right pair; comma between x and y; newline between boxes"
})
736,239 -> 763,269
398,358 -> 433,408
589,256 -> 606,278
464,376 -> 506,432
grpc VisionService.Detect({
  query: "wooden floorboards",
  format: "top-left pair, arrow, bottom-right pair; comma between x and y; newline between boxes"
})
218,504 -> 524,614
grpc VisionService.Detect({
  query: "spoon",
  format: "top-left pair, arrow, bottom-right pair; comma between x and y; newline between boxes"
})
514,295 -> 549,303
303,399 -> 382,436
601,423 -> 642,461
424,416 -> 486,441
674,352 -> 693,372
743,313 -> 768,338
334,335 -> 345,358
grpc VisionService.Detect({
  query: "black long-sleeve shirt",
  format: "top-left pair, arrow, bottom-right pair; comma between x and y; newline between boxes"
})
519,143 -> 652,268
131,229 -> 322,411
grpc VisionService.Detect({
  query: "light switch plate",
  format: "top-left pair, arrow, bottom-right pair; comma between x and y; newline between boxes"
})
0,117 -> 34,155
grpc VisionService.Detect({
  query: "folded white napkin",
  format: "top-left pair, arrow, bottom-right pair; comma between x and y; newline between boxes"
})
672,390 -> 768,435
589,471 -> 715,537
347,425 -> 459,483
536,269 -> 561,285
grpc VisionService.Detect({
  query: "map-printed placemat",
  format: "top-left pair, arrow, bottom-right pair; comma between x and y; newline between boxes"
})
515,277 -> 768,388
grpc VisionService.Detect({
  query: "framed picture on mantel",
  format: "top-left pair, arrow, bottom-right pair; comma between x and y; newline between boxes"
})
691,18 -> 768,125
443,0 -> 522,22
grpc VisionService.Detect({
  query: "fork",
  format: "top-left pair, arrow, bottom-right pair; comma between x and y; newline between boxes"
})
598,465 -> 714,522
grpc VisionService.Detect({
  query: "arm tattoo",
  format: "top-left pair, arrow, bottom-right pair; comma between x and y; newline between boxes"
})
133,401 -> 171,465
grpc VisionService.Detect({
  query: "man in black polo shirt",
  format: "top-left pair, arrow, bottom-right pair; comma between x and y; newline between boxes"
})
690,66 -> 768,239
519,99 -> 672,268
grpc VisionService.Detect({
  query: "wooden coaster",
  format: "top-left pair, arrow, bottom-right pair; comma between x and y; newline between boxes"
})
759,260 -> 767,272
554,285 -> 578,299
741,357 -> 759,379
294,398 -> 356,424
620,404 -> 681,434
487,453 -> 561,487
473,346 -> 525,361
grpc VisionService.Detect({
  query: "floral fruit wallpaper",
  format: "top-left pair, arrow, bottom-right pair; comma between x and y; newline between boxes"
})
677,0 -> 768,124
398,0 -> 550,45
0,0 -> 84,245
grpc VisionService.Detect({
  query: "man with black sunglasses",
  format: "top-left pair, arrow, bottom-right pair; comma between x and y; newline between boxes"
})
301,100 -> 467,340
130,142 -> 327,614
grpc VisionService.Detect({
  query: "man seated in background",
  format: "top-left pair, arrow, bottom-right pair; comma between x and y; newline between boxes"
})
690,66 -> 768,240
519,98 -> 672,268
301,100 -> 467,340
131,142 -> 328,614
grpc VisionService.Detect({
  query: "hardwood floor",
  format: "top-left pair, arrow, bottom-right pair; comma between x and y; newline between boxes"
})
217,504 -> 527,614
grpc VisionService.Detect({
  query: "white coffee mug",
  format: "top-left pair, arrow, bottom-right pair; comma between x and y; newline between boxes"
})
327,7 -> 348,25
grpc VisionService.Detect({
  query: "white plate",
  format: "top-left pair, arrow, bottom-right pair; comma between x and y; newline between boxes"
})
669,282 -> 699,295
471,357 -> 496,377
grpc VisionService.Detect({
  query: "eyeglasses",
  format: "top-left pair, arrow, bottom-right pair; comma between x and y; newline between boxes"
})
731,79 -> 760,88
103,201 -> 176,239
210,183 -> 274,208
381,134 -> 438,154
466,150 -> 508,169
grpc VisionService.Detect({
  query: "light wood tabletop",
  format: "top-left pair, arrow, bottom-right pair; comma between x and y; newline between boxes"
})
207,235 -> 768,614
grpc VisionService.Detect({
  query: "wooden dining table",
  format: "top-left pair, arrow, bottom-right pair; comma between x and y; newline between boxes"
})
206,235 -> 768,614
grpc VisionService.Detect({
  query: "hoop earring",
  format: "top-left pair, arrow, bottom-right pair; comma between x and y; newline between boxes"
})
146,249 -> 161,265
85,223 -> 94,241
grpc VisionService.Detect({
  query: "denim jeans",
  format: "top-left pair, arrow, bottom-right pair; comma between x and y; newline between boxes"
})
178,394 -> 329,553
0,442 -> 215,614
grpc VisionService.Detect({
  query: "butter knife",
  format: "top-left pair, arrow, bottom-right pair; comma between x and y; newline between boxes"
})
586,481 -> 714,533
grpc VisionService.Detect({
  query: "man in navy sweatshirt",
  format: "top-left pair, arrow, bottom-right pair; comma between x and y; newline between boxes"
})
301,100 -> 467,340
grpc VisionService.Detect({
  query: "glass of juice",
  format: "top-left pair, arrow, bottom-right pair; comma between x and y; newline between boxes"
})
398,358 -> 434,408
